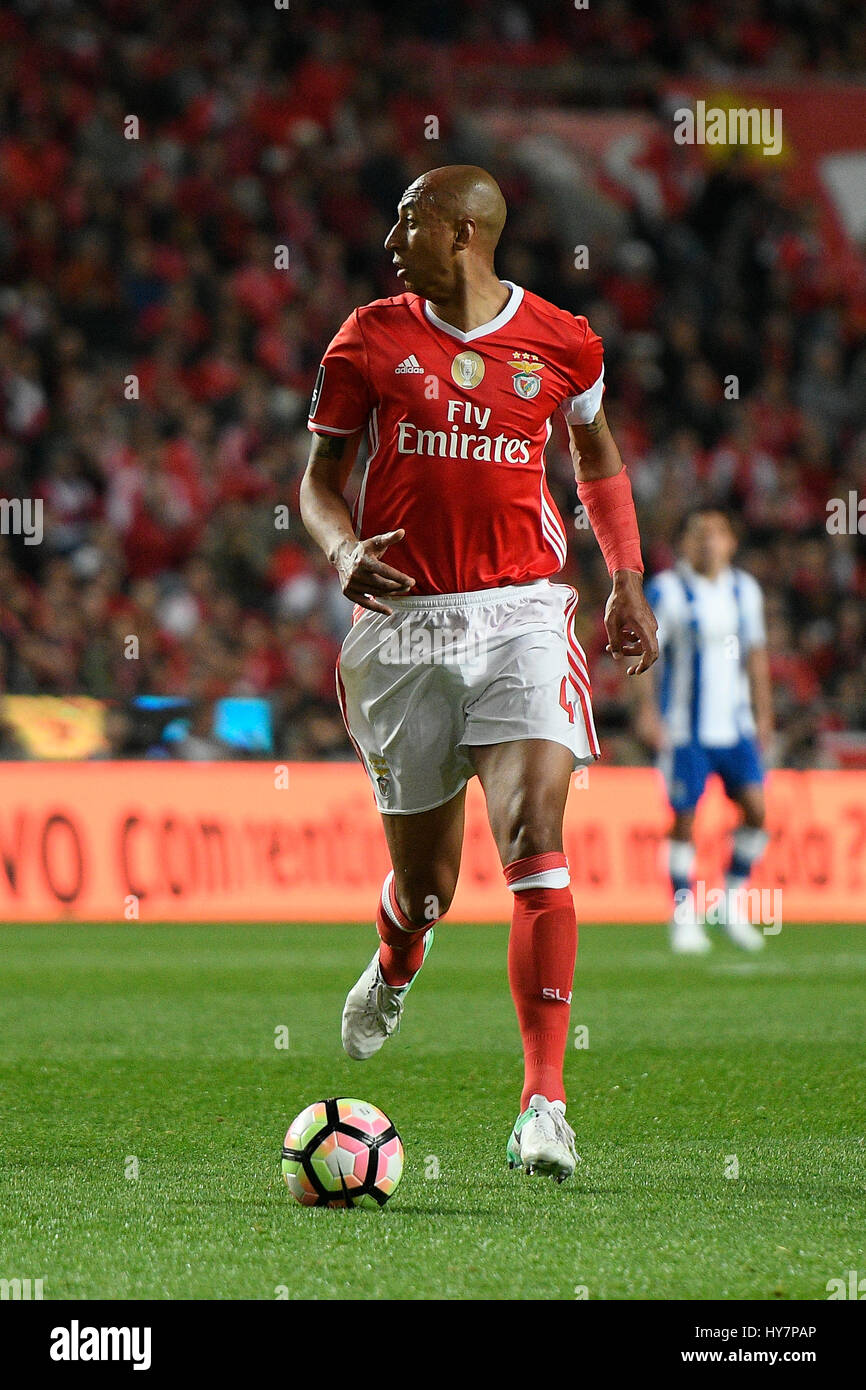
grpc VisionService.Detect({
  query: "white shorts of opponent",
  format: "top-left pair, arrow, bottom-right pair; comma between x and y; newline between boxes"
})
336,579 -> 599,815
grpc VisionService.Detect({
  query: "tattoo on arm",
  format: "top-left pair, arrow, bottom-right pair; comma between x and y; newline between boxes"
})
313,433 -> 346,460
581,414 -> 605,436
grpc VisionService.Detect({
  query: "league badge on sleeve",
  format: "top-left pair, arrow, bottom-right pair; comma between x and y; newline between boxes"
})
309,363 -> 325,417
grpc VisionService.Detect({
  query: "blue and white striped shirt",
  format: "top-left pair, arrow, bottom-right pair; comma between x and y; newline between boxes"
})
645,562 -> 766,748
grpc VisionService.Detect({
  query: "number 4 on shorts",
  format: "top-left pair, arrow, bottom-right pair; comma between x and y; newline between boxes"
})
559,676 -> 575,725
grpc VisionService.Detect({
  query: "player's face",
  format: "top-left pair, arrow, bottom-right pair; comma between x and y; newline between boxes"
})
682,514 -> 736,573
385,192 -> 456,299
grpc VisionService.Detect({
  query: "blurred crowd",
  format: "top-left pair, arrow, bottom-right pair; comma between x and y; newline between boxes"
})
1,0 -> 864,764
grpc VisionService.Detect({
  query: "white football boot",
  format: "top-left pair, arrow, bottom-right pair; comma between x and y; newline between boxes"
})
669,908 -> 712,954
341,930 -> 434,1061
721,888 -> 766,951
507,1094 -> 580,1183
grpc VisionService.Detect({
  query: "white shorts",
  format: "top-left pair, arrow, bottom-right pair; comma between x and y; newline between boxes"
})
336,579 -> 599,815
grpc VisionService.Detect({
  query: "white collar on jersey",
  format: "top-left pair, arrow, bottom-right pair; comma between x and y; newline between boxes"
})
677,559 -> 734,588
423,281 -> 524,344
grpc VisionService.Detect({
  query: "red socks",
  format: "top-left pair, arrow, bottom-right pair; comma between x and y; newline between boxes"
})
505,853 -> 577,1110
376,872 -> 435,986
374,852 -> 577,1115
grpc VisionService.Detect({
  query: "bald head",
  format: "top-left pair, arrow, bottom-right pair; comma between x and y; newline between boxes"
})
385,165 -> 508,301
402,165 -> 507,255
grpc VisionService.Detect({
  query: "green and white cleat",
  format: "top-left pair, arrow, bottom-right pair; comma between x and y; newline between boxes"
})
507,1094 -> 580,1183
341,930 -> 434,1061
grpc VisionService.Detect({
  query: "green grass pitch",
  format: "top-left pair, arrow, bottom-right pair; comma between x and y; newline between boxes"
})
1,921 -> 864,1301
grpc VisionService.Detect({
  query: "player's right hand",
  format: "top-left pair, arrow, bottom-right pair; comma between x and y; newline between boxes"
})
334,530 -> 416,615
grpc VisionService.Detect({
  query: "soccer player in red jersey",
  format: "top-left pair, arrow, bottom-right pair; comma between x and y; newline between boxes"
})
300,166 -> 658,1181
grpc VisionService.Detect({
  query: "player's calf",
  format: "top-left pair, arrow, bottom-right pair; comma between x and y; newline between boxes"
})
723,825 -> 769,951
377,869 -> 448,984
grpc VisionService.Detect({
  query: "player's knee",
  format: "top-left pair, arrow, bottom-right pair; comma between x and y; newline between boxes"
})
395,875 -> 456,926
497,809 -> 562,866
672,812 -> 695,840
738,793 -> 765,829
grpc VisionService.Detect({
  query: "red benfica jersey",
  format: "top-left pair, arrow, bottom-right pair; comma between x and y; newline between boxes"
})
307,281 -> 604,594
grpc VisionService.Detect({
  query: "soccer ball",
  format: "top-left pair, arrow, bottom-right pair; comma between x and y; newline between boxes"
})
281,1097 -> 404,1209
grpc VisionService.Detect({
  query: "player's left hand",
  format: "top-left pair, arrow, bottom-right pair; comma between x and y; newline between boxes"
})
604,570 -> 659,676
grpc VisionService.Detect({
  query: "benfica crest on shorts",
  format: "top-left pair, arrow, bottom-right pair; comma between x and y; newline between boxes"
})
509,355 -> 544,399
369,753 -> 391,801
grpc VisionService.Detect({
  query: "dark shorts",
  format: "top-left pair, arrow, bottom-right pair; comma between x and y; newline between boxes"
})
662,736 -> 764,812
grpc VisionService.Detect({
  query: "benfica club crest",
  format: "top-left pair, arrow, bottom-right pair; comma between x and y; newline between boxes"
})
508,355 -> 544,399
369,753 -> 391,802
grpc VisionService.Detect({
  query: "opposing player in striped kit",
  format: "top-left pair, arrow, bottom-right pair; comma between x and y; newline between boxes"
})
300,165 -> 658,1181
637,510 -> 774,954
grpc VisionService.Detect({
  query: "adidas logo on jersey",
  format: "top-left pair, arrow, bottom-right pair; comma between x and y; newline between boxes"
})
395,355 -> 424,374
